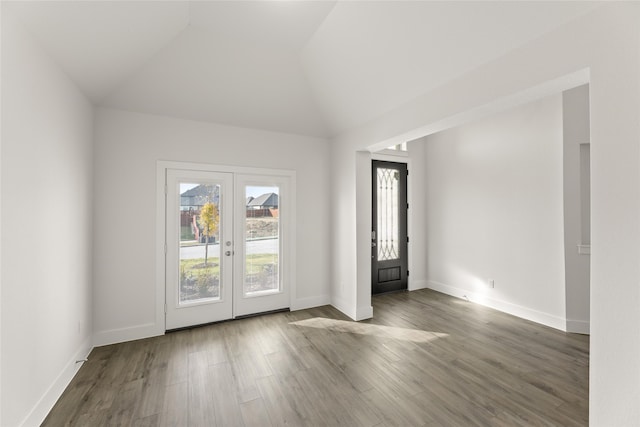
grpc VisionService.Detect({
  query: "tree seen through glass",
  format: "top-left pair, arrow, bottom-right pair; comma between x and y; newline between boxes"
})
179,183 -> 221,303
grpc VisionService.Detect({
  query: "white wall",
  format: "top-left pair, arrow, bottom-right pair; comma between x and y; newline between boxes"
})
406,141 -> 428,291
418,94 -> 566,329
93,108 -> 331,345
1,12 -> 94,427
330,3 -> 640,423
329,146 -> 364,319
563,85 -> 591,333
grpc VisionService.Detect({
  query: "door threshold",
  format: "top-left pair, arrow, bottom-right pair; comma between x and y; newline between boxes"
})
165,307 -> 291,333
372,288 -> 408,296
234,307 -> 290,320
166,319 -> 231,333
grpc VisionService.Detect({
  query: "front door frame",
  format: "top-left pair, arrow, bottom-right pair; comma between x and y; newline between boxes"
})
371,159 -> 409,294
156,160 -> 296,331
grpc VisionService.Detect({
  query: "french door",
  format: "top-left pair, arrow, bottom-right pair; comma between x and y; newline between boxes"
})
165,168 -> 291,330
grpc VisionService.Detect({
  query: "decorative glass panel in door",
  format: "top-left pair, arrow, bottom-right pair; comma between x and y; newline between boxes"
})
376,167 -> 400,262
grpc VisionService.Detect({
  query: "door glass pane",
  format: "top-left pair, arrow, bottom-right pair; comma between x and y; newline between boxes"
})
377,168 -> 399,261
178,182 -> 221,303
244,185 -> 280,295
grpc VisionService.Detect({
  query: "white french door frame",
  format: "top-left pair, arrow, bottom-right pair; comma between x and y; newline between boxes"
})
156,160 -> 296,331
165,169 -> 234,329
233,173 -> 292,317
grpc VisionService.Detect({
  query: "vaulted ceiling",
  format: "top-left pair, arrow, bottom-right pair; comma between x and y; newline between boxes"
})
4,1 -> 599,138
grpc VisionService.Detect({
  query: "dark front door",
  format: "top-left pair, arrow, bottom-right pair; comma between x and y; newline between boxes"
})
372,160 -> 408,294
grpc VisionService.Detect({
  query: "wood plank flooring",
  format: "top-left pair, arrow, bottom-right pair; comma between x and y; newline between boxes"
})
42,289 -> 589,426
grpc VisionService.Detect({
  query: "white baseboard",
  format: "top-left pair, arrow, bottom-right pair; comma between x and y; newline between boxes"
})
20,337 -> 93,427
355,305 -> 373,321
93,322 -> 163,347
94,296 -> 333,347
409,279 -> 429,291
426,280 -> 567,331
331,297 -> 357,320
291,295 -> 331,311
330,298 -> 373,321
566,319 -> 590,335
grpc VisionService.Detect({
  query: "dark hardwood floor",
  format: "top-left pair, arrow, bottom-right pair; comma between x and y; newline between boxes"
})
42,289 -> 589,426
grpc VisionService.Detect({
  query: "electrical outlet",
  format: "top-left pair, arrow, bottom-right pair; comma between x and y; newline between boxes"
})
488,279 -> 495,288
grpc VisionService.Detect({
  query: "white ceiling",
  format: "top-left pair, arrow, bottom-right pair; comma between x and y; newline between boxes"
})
188,1 -> 336,53
5,1 -> 190,101
103,25 -> 330,137
301,1 -> 599,135
4,1 -> 600,138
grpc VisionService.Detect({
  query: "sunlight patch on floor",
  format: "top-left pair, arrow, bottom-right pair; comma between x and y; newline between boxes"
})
289,317 -> 448,343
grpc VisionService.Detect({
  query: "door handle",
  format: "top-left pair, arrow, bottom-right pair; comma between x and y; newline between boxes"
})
225,251 -> 232,256
371,242 -> 376,247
